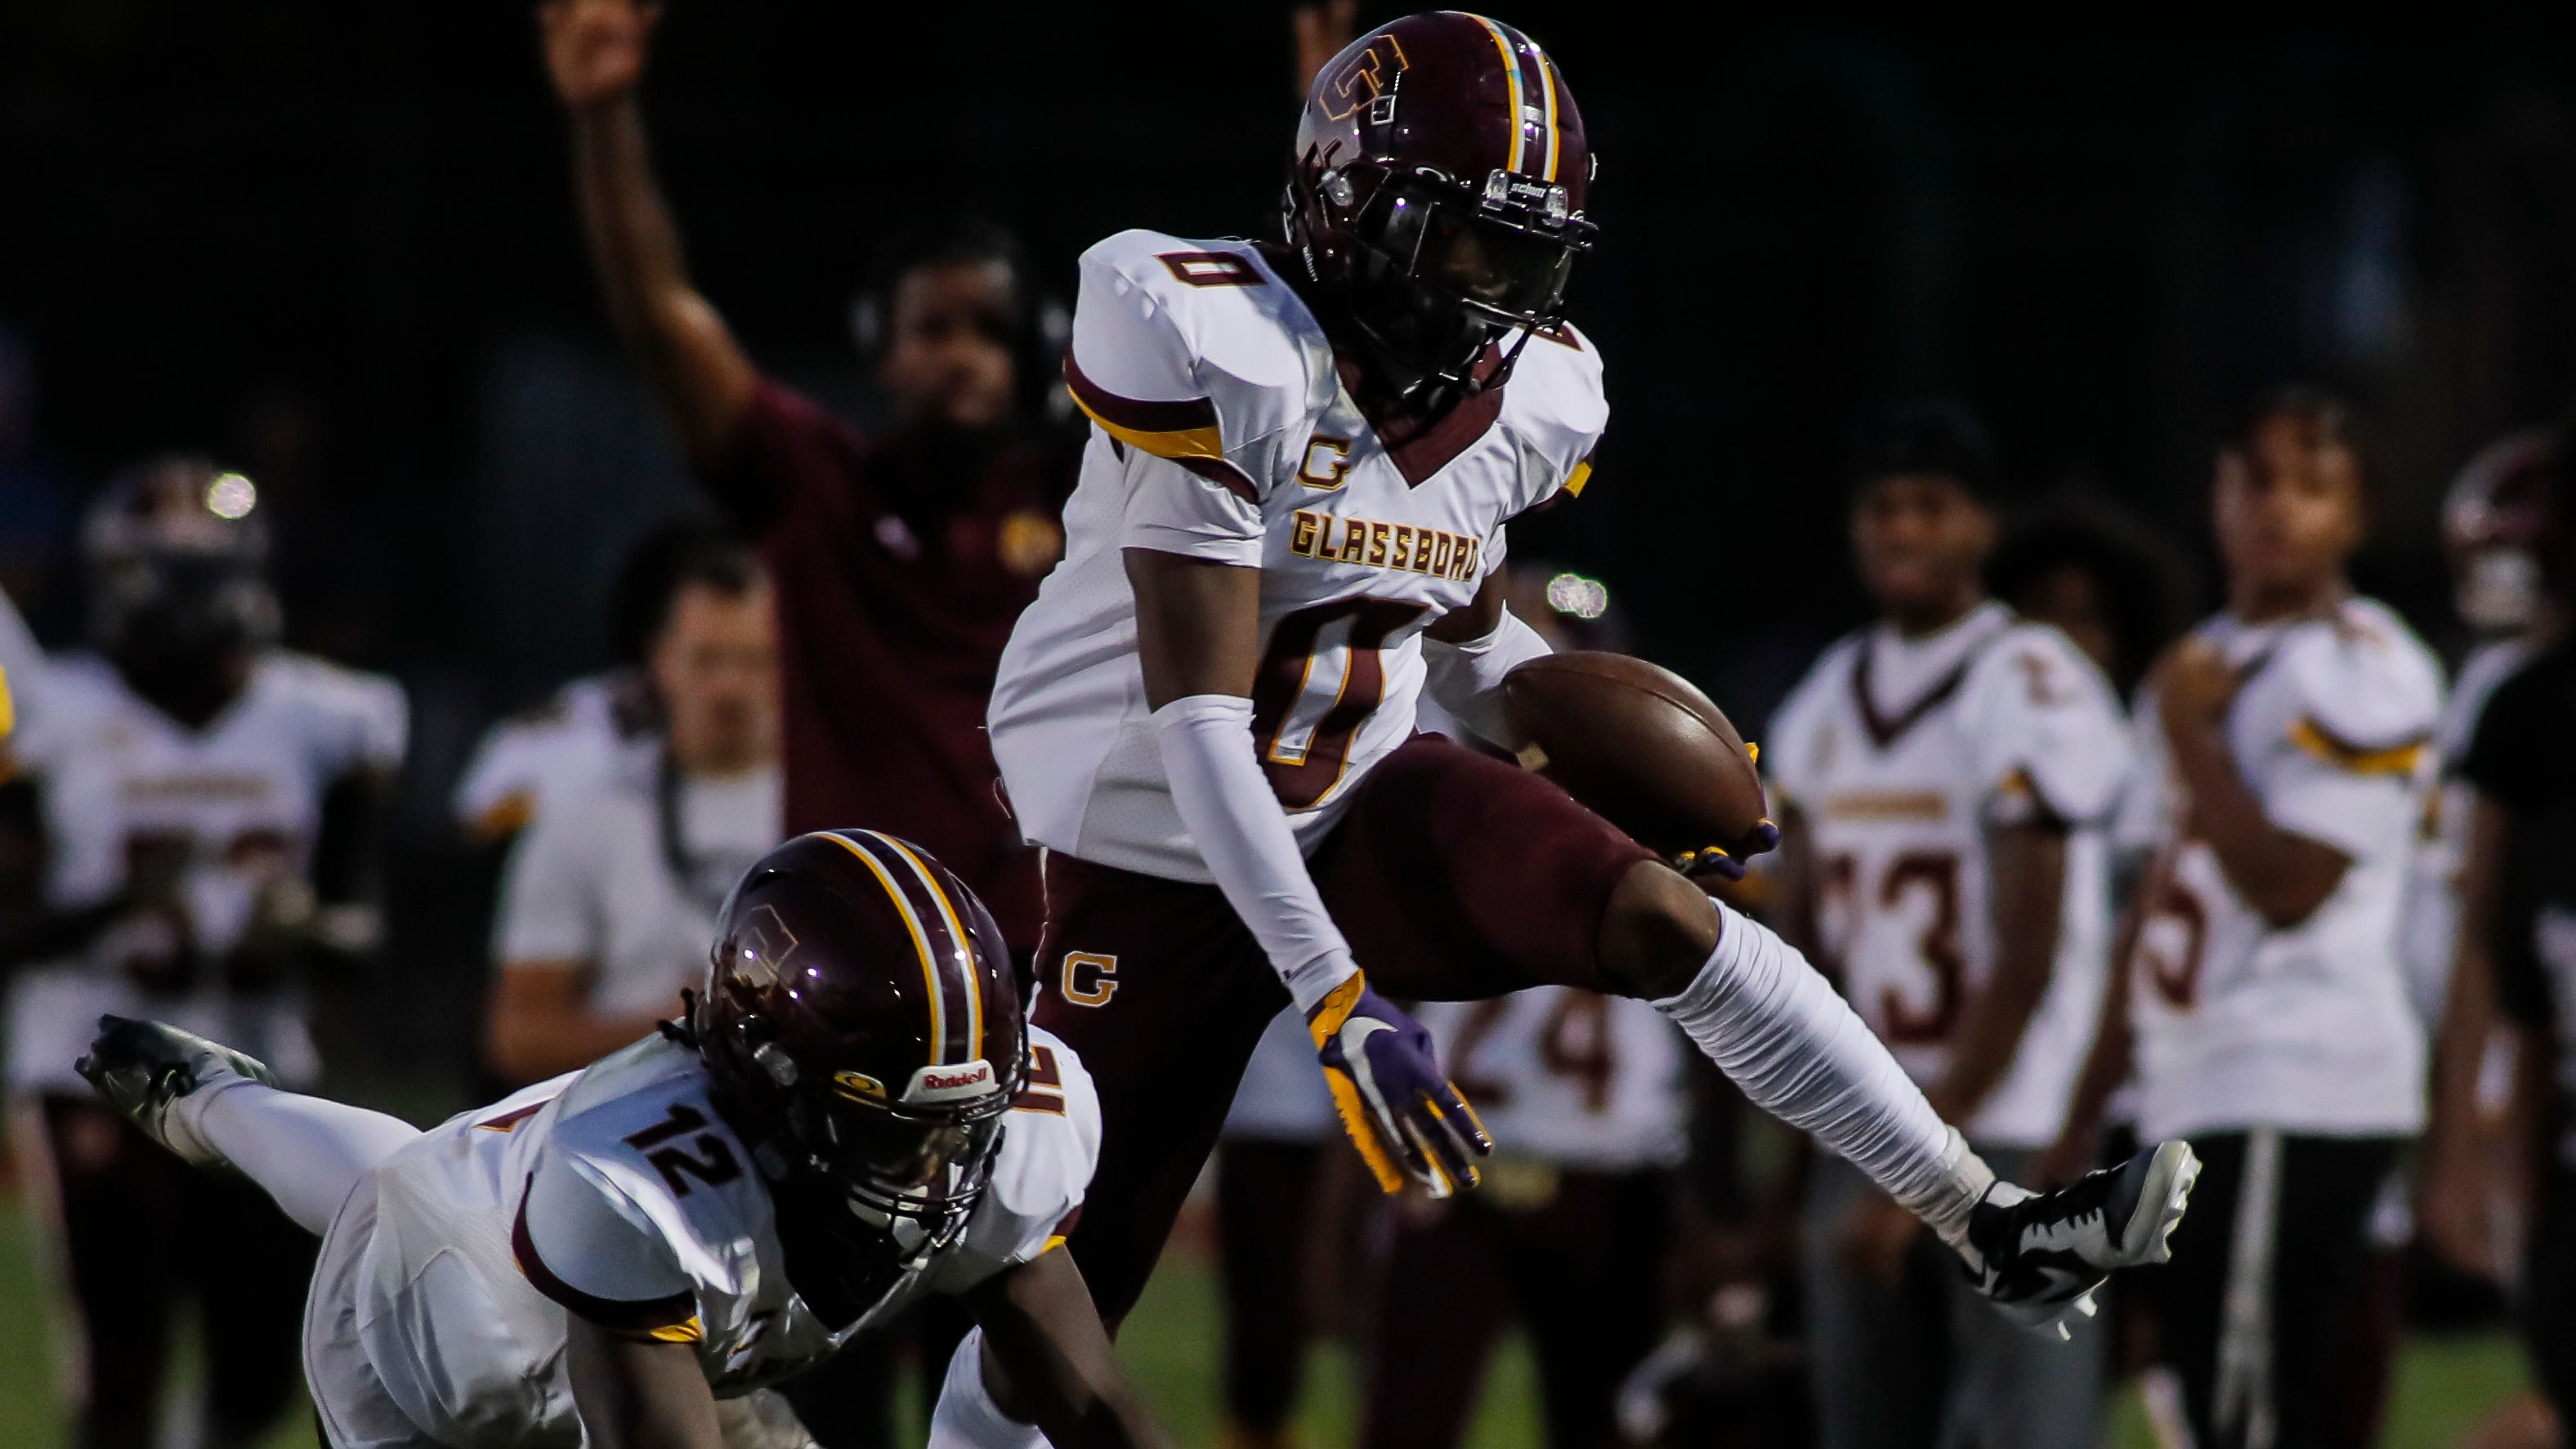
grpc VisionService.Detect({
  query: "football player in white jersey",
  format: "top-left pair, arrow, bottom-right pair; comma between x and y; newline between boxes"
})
1,456 -> 405,1449
1767,404 -> 2135,1449
985,11 -> 2194,1351
2054,390 -> 2442,1449
77,830 -> 1170,1449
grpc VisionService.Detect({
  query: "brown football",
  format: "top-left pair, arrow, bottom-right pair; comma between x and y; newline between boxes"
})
1500,651 -> 1771,861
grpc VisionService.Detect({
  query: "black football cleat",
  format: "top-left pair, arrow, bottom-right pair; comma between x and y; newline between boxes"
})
1964,1139 -> 2200,1336
74,1015 -> 277,1169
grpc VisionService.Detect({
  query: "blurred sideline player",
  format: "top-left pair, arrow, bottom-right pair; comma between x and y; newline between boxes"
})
2423,471 -> 2576,1448
1357,567 -> 1678,1449
450,520 -> 731,846
487,528 -> 781,1085
2054,391 -> 2440,1449
74,832 -> 1174,1449
539,0 -> 1074,961
1767,404 -> 2134,1449
2,457 -> 405,1449
1987,499 -> 2189,704
2417,432 -> 2565,1449
985,16 -> 2194,1411
1366,988 -> 1688,1449
2404,432 -> 2560,1031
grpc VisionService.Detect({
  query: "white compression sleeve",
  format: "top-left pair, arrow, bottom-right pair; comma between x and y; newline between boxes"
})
170,1078 -> 423,1235
1656,900 -> 1995,1244
926,1328 -> 1048,1449
1420,606 -> 1552,749
1152,693 -> 1359,1013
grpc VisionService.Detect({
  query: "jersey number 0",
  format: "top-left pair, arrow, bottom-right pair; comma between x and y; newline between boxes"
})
1251,597 -> 1429,810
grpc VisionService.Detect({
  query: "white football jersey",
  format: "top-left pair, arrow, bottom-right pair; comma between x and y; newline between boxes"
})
5,651 -> 406,1093
307,1029 -> 1098,1449
2126,599 -> 2442,1141
1765,602 -> 2133,1149
2398,637 -> 2531,1025
453,669 -> 657,840
1415,988 -> 1688,1171
987,230 -> 1604,882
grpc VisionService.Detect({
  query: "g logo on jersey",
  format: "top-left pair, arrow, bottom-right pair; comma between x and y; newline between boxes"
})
1061,951 -> 1119,1007
1298,436 -> 1353,490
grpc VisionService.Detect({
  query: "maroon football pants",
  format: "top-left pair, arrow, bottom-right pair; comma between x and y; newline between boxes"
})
1362,1169 -> 1672,1449
1033,734 -> 1656,1327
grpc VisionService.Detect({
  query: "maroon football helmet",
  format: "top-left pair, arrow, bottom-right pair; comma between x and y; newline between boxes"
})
695,829 -> 1024,1256
1285,11 -> 1597,397
2443,427 -> 2559,631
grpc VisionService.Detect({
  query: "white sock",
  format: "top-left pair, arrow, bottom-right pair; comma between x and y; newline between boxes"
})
171,1079 -> 423,1235
926,1328 -> 1049,1449
1655,901 -> 1995,1245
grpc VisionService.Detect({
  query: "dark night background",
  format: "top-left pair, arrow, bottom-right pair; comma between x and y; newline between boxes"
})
7,2 -> 2576,1089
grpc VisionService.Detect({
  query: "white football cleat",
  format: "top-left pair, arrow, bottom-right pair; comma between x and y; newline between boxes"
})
1963,1139 -> 2201,1335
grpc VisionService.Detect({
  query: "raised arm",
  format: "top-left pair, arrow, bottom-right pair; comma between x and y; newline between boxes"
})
539,0 -> 758,468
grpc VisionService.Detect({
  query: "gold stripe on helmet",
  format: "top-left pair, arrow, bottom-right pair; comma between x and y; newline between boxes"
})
816,831 -> 946,1064
1536,41 -> 1560,181
864,831 -> 984,1067
1473,15 -> 1526,175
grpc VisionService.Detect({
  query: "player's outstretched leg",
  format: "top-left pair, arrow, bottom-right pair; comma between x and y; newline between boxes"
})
76,1014 -> 421,1235
1597,865 -> 2198,1335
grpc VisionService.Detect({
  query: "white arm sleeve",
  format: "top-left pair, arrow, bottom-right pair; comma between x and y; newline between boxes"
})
1657,900 -> 1992,1241
1152,693 -> 1359,1013
1420,606 -> 1553,749
927,1329 -> 1045,1449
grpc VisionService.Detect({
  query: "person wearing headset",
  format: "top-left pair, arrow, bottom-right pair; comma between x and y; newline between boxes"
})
539,0 -> 1078,968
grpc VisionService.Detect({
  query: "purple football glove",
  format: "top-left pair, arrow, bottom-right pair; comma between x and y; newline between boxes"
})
1678,818 -> 1782,882
1307,973 -> 1491,1196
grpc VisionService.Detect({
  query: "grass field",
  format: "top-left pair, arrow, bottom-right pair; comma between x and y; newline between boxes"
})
0,1190 -> 2534,1449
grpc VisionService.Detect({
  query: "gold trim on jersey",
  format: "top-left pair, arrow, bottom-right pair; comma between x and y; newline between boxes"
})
648,1316 -> 705,1344
1287,509 -> 1483,582
2286,716 -> 2431,778
1071,393 -> 1225,462
1821,789 -> 1950,821
1563,458 -> 1594,497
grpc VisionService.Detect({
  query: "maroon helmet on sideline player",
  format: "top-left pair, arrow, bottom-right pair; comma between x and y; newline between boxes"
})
1284,11 -> 1597,397
695,829 -> 1025,1258
2443,426 -> 2559,633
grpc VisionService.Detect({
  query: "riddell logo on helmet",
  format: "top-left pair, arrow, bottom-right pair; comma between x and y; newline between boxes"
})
903,1060 -> 997,1105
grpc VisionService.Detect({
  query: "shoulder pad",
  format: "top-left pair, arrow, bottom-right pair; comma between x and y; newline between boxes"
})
1500,321 -> 1609,493
1067,231 -> 1329,481
2278,600 -> 2442,759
